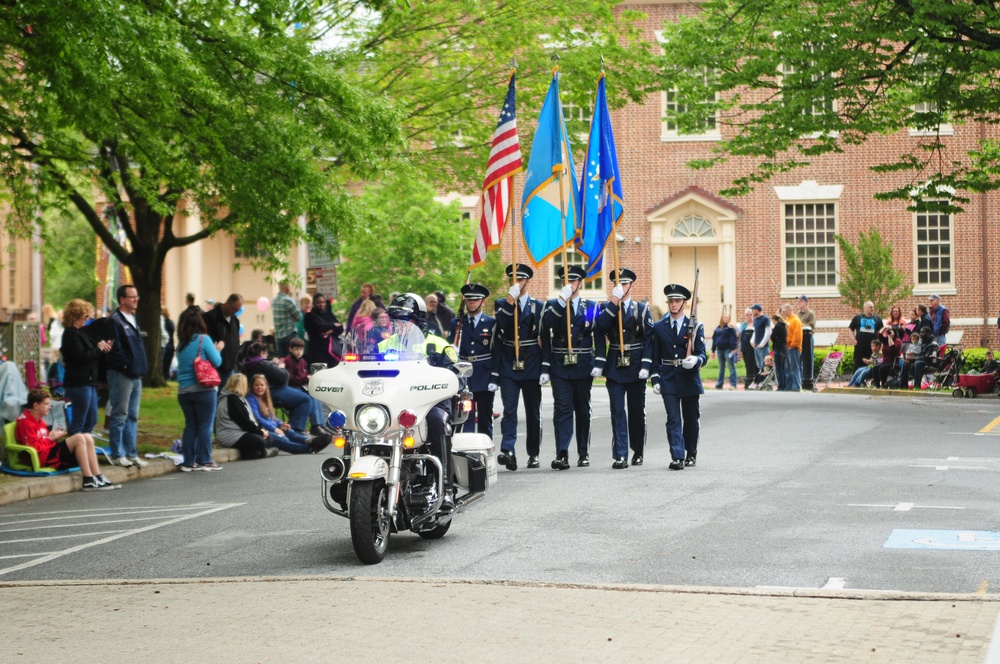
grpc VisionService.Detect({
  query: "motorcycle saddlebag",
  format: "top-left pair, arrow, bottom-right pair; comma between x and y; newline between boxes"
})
450,432 -> 496,490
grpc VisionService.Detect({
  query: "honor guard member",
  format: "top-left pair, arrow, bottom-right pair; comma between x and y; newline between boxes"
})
448,283 -> 496,438
594,268 -> 654,470
540,265 -> 599,469
491,264 -> 544,471
651,284 -> 707,470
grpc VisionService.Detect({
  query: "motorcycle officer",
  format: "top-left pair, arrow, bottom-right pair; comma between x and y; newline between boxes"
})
651,284 -> 707,470
379,293 -> 460,508
492,264 -> 544,471
540,264 -> 598,469
448,283 -> 496,438
594,268 -> 654,470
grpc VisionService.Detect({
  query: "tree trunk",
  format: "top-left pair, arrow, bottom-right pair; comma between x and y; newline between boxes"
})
131,245 -> 166,388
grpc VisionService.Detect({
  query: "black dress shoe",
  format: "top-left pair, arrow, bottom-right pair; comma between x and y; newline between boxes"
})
684,455 -> 697,467
527,456 -> 540,469
497,450 -> 511,465
630,454 -> 643,466
504,452 -> 517,471
551,453 -> 570,470
577,455 -> 590,467
612,457 -> 628,469
668,459 -> 685,471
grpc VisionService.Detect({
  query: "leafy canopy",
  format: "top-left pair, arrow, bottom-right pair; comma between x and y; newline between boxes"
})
659,0 -> 1000,209
835,230 -> 913,314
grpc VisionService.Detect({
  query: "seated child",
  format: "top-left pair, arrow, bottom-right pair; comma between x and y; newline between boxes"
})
282,337 -> 326,432
849,339 -> 882,387
15,388 -> 119,491
245,373 -> 330,455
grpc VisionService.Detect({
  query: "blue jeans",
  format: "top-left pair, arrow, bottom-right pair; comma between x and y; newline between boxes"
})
65,385 -> 98,435
300,388 -> 325,429
754,347 -> 769,373
773,349 -> 787,390
107,370 -> 141,459
270,385 -> 312,432
786,348 -> 802,391
848,366 -> 871,387
715,349 -> 738,388
267,429 -> 311,454
178,389 -> 218,467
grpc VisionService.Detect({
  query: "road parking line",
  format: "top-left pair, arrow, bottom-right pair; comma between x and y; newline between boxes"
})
848,503 -> 964,511
0,502 -> 244,576
822,577 -> 846,589
979,416 -> 1000,434
0,506 -> 220,528
909,464 -> 992,471
3,530 -> 128,545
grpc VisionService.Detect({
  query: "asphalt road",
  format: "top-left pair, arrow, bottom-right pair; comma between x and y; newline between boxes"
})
1,389 -> 999,594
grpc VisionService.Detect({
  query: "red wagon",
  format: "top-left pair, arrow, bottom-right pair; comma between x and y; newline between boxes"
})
952,373 -> 997,398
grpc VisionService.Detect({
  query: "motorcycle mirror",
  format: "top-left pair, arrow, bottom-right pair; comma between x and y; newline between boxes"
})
453,361 -> 474,379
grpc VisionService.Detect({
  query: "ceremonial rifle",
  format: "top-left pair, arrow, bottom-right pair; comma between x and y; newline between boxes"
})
687,268 -> 700,357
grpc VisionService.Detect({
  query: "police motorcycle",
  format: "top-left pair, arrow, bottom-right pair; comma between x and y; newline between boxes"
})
309,294 -> 497,564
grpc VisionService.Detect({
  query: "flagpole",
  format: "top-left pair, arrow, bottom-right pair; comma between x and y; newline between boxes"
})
557,164 -> 575,361
510,164 -> 522,369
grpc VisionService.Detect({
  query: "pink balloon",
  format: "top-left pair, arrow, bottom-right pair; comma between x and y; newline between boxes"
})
256,296 -> 270,313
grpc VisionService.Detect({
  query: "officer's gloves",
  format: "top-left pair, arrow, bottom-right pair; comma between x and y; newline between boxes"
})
559,286 -> 573,303
590,367 -> 602,378
539,373 -> 550,386
681,356 -> 701,370
652,383 -> 662,395
487,383 -> 499,392
611,285 -> 625,300
508,284 -> 521,299
638,369 -> 649,380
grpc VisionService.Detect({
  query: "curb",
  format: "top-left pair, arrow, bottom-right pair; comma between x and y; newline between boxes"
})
822,386 -> 986,398
0,447 -> 242,508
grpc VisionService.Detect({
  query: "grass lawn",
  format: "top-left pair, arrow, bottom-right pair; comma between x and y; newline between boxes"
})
137,384 -> 185,452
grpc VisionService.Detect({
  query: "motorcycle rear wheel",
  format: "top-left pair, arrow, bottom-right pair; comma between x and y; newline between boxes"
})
349,480 -> 391,564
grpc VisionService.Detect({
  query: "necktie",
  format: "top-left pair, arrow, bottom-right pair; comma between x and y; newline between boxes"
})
675,320 -> 681,336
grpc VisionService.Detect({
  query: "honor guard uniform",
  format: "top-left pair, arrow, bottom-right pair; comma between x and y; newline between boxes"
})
651,284 -> 707,470
492,264 -> 544,471
448,283 -> 496,438
540,265 -> 599,469
594,268 -> 654,470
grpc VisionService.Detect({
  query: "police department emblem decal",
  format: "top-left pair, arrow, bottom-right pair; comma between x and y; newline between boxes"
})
363,380 -> 385,396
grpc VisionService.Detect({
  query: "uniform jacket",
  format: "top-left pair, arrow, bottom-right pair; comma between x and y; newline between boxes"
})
203,307 -> 241,374
448,312 -> 497,393
540,297 -> 598,379
106,310 -> 149,379
593,299 -> 653,384
652,315 -> 707,398
493,296 -> 543,380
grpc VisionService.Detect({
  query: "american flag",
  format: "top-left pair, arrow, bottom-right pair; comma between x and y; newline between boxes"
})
470,72 -> 522,269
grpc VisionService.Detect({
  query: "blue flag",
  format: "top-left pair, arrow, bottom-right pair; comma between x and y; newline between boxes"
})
577,74 -> 623,280
520,72 -> 579,266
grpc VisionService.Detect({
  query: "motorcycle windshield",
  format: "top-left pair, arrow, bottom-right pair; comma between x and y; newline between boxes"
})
341,319 -> 428,362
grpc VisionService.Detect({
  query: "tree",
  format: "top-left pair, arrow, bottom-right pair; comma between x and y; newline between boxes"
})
41,209 -> 98,307
835,230 -> 913,313
336,176 -> 469,310
0,1 -> 400,385
659,0 -> 1000,208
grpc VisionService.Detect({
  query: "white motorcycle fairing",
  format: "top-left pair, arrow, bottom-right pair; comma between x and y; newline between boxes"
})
344,456 -> 388,481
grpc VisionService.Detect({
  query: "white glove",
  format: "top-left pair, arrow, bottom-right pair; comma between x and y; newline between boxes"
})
682,356 -> 700,370
590,367 -> 602,378
559,285 -> 573,302
508,284 -> 521,299
653,383 -> 662,395
487,383 -> 499,392
539,373 -> 550,386
638,369 -> 649,380
612,285 -> 624,300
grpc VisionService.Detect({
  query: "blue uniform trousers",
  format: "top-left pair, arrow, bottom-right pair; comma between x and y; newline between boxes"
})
607,379 -> 646,459
551,375 -> 592,456
661,392 -> 700,461
462,390 -> 495,439
499,376 -> 542,456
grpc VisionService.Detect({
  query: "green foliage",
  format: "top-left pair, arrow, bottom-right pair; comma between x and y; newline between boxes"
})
659,0 -> 1000,206
336,176 -> 471,309
835,230 -> 913,313
961,348 -> 989,374
41,209 -> 97,307
814,346 -> 854,378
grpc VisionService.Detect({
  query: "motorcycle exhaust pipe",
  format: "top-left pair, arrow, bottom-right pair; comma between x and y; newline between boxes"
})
321,457 -> 346,483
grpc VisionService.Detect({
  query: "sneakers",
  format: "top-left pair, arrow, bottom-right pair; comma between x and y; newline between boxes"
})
127,456 -> 149,468
201,461 -> 223,471
82,477 -> 118,491
266,447 -> 281,458
113,457 -> 134,468
308,434 -> 333,454
95,474 -> 121,489
179,464 -> 199,472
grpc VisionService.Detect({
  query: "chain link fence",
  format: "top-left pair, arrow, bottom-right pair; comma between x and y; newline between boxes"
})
0,321 -> 42,385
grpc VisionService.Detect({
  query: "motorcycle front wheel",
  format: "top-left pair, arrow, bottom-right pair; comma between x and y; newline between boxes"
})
349,480 -> 391,564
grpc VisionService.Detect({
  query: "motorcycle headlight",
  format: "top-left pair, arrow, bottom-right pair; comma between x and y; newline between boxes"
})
356,405 -> 389,435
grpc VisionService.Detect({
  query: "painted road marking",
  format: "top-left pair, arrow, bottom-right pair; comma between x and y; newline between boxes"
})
979,415 -> 1000,434
822,577 -> 846,589
0,505 -> 218,528
909,464 -> 992,471
884,529 -> 1000,551
848,503 -> 964,511
0,502 -> 244,576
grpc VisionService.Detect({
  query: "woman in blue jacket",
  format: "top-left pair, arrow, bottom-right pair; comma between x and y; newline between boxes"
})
175,312 -> 223,471
246,374 -> 330,455
711,312 -> 739,390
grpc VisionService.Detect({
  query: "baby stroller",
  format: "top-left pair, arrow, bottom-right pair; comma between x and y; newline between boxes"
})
747,357 -> 778,391
922,346 -> 963,390
812,349 -> 844,392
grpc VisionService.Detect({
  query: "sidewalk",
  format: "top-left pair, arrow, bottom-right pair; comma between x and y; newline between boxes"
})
0,576 -> 997,662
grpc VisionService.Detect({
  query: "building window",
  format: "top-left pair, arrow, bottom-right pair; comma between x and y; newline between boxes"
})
661,69 -> 719,139
459,210 -> 472,223
783,202 -> 837,288
779,44 -> 835,117
909,54 -> 953,136
915,205 -> 952,286
672,215 -> 715,238
552,249 -> 603,291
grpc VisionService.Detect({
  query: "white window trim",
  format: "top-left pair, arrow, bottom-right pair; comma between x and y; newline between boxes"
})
912,203 -> 955,291
908,125 -> 954,137
660,89 -> 721,141
778,182 -> 842,297
549,248 -> 604,297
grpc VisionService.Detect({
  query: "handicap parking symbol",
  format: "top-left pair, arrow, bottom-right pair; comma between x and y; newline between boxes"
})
884,529 -> 1000,551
